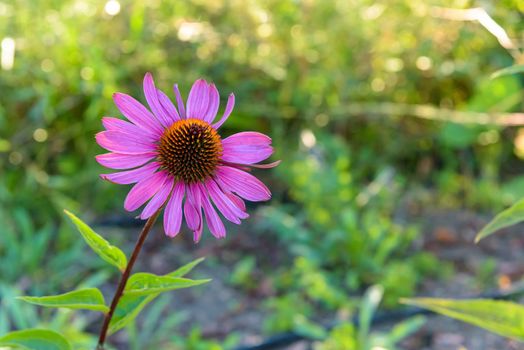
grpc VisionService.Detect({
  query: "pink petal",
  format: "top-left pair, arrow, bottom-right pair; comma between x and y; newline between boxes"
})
96,131 -> 157,154
124,171 -> 169,212
164,182 -> 185,237
203,83 -> 219,123
100,162 -> 160,184
222,131 -> 271,146
186,79 -> 209,120
249,160 -> 281,169
140,175 -> 174,219
221,132 -> 273,164
96,152 -> 156,170
212,93 -> 235,129
143,73 -> 175,127
173,84 -> 186,119
157,88 -> 180,122
216,166 -> 271,202
113,92 -> 163,136
97,130 -> 154,147
198,183 -> 226,238
184,183 -> 202,231
205,179 -> 248,224
183,199 -> 199,232
184,184 -> 204,243
193,222 -> 203,243
225,192 -> 246,211
101,117 -> 156,142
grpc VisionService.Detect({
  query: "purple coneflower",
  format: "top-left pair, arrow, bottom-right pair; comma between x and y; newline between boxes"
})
96,73 -> 277,242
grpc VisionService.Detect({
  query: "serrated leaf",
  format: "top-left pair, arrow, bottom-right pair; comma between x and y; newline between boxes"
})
0,329 -> 71,350
401,298 -> 524,341
109,258 -> 207,334
475,198 -> 524,242
63,210 -> 127,271
124,272 -> 210,296
18,288 -> 109,313
491,65 -> 524,79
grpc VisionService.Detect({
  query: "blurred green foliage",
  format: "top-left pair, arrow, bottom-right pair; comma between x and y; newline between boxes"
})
259,132 -> 447,339
2,0 -> 524,348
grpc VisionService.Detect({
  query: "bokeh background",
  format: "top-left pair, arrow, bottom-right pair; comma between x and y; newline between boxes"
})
2,0 -> 524,349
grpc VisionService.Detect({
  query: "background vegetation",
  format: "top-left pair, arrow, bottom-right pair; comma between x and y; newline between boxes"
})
2,0 -> 524,348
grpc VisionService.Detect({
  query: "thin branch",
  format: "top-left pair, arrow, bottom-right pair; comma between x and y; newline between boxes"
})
430,6 -> 522,60
97,210 -> 160,349
332,102 -> 524,126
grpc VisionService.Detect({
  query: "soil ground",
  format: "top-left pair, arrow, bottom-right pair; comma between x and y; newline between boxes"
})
107,209 -> 524,350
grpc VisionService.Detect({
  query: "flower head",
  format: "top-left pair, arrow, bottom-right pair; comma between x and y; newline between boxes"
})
96,73 -> 277,242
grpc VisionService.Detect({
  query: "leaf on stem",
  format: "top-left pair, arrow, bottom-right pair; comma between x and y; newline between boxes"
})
18,288 -> 109,313
0,329 -> 71,350
108,257 -> 206,334
124,272 -> 210,296
475,198 -> 524,242
401,298 -> 524,341
167,257 -> 205,278
63,210 -> 127,271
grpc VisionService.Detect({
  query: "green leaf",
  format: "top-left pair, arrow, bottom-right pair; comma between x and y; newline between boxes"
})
109,293 -> 155,334
293,316 -> 327,340
401,298 -> 524,341
491,65 -> 524,79
63,210 -> 127,271
387,315 -> 426,343
167,257 -> 205,278
109,258 -> 207,334
475,198 -> 524,242
358,285 -> 383,349
0,329 -> 71,350
18,288 -> 109,313
124,272 -> 210,296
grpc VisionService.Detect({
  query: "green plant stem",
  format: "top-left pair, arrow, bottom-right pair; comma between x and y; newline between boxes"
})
97,210 -> 160,349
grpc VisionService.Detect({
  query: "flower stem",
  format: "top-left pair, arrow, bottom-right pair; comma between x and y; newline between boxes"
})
97,210 -> 160,349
